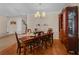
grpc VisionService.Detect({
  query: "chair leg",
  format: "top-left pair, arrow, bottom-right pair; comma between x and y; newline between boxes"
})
49,38 -> 53,47
45,40 -> 48,49
29,45 -> 33,53
17,48 -> 18,53
41,40 -> 43,48
42,40 -> 45,49
51,39 -> 53,46
17,48 -> 19,55
23,46 -> 27,55
40,40 -> 43,48
19,48 -> 21,55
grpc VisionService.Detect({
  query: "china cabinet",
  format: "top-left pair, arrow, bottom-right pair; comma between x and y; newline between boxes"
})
59,6 -> 78,54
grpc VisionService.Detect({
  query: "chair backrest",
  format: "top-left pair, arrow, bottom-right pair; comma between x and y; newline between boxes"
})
47,28 -> 53,34
27,29 -> 32,33
15,32 -> 21,46
37,31 -> 44,36
47,33 -> 53,39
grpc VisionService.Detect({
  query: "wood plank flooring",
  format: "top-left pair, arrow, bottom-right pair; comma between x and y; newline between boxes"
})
0,39 -> 69,55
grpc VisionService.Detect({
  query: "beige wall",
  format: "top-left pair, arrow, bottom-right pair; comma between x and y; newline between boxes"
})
0,16 -> 8,37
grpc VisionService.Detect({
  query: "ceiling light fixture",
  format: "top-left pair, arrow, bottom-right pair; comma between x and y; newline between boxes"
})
34,11 -> 46,18
34,3 -> 46,18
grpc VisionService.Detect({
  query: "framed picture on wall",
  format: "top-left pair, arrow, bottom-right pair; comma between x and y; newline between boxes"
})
10,21 -> 16,24
44,24 -> 48,26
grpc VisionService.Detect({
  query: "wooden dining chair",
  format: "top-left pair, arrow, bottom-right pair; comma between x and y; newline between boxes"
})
49,33 -> 53,46
15,32 -> 24,55
47,33 -> 53,46
31,37 -> 41,52
40,34 -> 47,49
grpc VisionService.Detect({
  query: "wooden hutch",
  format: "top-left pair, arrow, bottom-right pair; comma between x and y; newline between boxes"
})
59,6 -> 78,54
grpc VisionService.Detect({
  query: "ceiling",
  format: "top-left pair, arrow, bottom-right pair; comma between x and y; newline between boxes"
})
0,3 -> 68,16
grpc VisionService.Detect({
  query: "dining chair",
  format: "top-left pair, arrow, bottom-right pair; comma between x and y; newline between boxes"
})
31,36 -> 41,52
40,34 -> 47,49
49,33 -> 53,46
46,33 -> 53,47
15,32 -> 24,55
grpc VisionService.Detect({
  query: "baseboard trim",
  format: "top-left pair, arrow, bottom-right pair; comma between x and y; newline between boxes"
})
0,33 -> 14,39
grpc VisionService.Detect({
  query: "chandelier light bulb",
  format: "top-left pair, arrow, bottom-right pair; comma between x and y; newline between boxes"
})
42,12 -> 46,17
34,11 -> 46,18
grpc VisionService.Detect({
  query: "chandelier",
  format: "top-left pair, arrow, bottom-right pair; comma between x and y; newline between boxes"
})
34,11 -> 46,18
34,3 -> 46,18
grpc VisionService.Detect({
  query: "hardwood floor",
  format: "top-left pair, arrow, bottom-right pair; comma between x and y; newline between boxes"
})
0,39 -> 69,55
0,34 -> 16,51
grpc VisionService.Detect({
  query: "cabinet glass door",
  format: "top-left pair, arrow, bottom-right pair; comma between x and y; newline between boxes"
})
68,11 -> 76,37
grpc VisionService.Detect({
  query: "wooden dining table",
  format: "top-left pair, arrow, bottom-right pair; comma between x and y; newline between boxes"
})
18,32 -> 53,55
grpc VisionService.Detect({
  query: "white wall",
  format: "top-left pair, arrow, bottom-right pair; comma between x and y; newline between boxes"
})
0,16 -> 8,37
7,16 -> 27,34
7,17 -> 17,34
27,12 -> 59,39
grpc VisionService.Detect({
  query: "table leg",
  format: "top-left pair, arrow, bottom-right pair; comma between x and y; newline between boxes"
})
23,44 -> 26,55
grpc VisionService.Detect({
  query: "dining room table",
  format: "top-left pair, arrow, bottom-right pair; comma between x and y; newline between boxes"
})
18,32 -> 53,55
